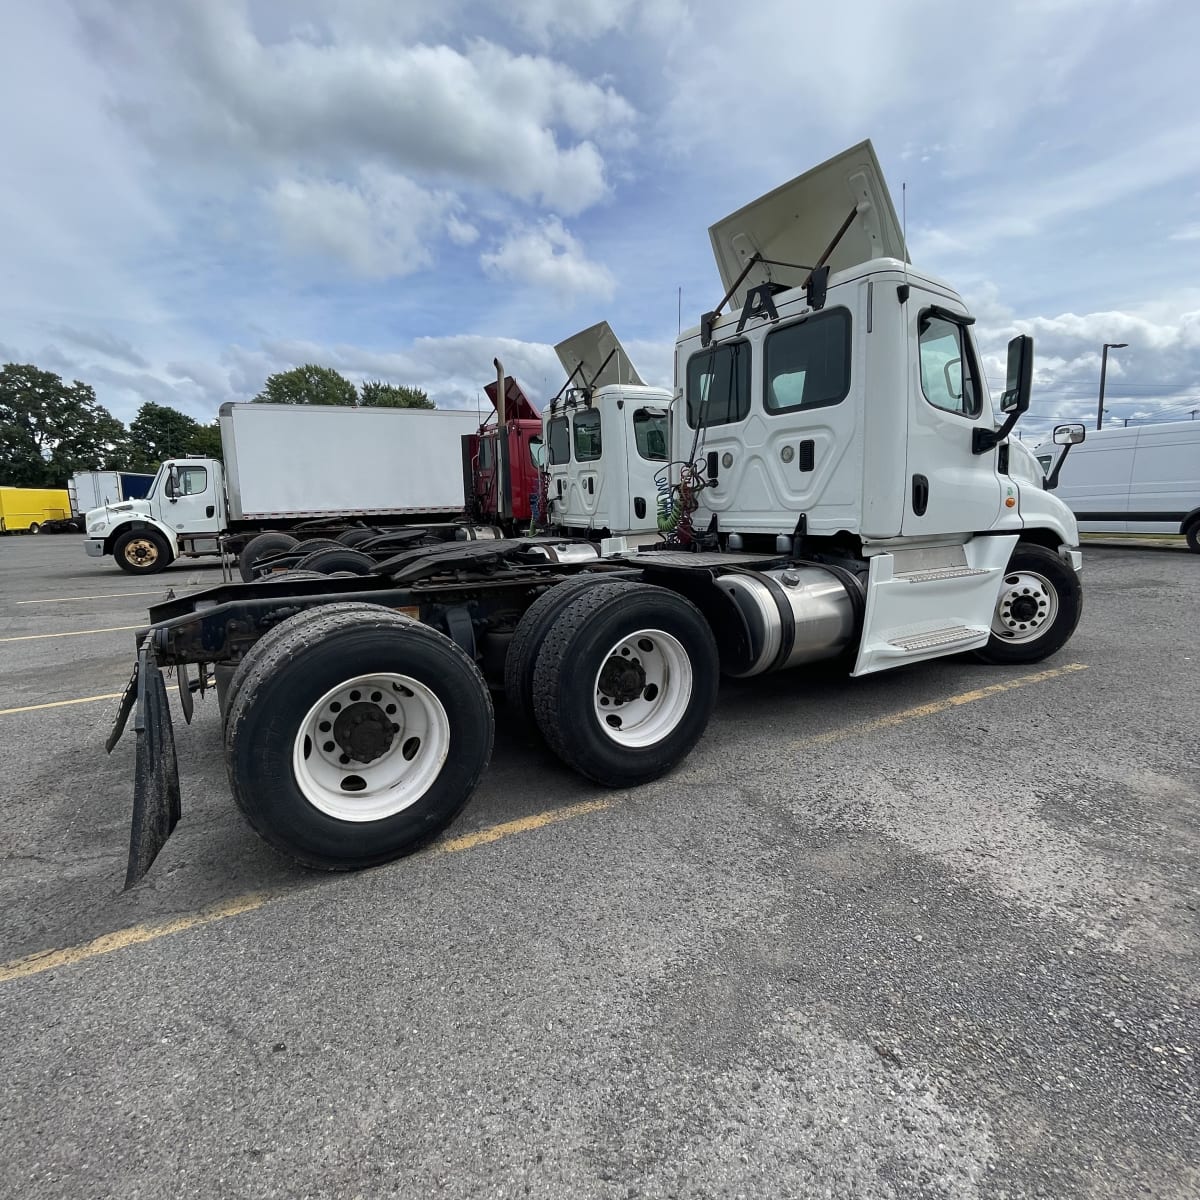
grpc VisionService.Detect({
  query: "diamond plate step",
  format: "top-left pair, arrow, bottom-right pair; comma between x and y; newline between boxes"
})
888,625 -> 984,652
895,566 -> 992,583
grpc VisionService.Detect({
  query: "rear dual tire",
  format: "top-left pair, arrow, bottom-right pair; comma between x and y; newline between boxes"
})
224,605 -> 493,871
531,581 -> 719,787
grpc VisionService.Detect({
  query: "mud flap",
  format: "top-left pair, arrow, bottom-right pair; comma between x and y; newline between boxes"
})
121,646 -> 182,888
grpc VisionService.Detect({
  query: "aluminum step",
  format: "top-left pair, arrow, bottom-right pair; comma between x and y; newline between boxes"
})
895,566 -> 992,583
888,625 -> 984,652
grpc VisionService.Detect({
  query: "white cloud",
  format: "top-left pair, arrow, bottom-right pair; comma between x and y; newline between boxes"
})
268,169 -> 460,279
53,326 -> 149,368
480,218 -> 616,300
83,4 -> 636,216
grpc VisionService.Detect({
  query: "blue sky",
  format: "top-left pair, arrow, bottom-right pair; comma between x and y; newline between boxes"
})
3,0 -> 1200,443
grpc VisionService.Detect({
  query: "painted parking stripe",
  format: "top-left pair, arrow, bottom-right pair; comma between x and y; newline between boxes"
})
0,685 -> 176,718
0,624 -> 142,643
15,590 -> 173,605
0,800 -> 615,985
0,663 -> 1088,984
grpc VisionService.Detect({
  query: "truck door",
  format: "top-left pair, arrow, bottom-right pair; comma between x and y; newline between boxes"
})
569,407 -> 605,527
161,462 -> 221,535
901,301 -> 1004,536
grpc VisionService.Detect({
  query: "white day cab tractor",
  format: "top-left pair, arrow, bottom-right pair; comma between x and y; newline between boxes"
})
108,140 -> 1086,887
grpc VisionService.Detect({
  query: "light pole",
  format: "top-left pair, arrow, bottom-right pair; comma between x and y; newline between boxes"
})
1097,342 -> 1127,431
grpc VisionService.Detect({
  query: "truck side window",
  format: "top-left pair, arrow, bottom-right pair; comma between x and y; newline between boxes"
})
573,409 -> 602,461
686,340 -> 750,428
548,417 -> 570,465
528,435 -> 545,468
1036,454 -> 1053,474
633,409 -> 668,461
177,466 -> 208,496
764,308 -> 851,412
918,313 -> 981,417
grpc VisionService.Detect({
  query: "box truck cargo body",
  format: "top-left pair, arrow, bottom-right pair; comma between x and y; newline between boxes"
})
83,403 -> 486,573
0,487 -> 70,533
1034,420 -> 1200,550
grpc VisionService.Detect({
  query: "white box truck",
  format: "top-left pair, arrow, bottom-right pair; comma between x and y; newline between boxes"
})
84,403 -> 484,573
1034,420 -> 1200,551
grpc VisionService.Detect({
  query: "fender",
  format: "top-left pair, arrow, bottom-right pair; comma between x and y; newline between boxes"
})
102,517 -> 180,559
1179,506 -> 1200,536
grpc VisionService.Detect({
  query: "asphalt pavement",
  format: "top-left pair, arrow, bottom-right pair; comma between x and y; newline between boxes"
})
0,535 -> 1196,1199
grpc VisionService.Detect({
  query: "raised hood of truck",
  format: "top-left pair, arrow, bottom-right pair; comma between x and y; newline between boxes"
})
484,376 -> 540,422
709,139 -> 908,310
555,321 -> 645,389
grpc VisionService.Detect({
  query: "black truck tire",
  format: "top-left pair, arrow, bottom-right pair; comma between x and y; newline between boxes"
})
531,581 -> 719,787
1185,519 -> 1200,554
295,547 -> 376,575
974,543 -> 1083,665
224,606 -> 494,871
219,601 -> 386,730
504,575 -> 638,729
113,527 -> 173,574
338,528 -> 379,547
238,532 -> 299,582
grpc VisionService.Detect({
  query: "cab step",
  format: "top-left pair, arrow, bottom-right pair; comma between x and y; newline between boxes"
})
888,624 -> 986,653
894,566 -> 991,583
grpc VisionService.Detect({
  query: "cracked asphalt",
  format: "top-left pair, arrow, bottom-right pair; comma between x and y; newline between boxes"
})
0,536 -> 1196,1199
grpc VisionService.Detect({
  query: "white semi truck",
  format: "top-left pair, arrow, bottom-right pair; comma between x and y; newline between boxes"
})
110,140 -> 1088,887
83,404 -> 483,574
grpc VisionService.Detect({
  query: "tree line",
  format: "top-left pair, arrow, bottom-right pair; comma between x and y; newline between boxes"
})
0,362 -> 434,488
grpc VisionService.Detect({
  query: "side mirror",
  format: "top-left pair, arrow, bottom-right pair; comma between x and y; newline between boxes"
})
1000,335 -> 1033,414
530,442 -> 548,468
1053,422 -> 1086,446
164,467 -> 179,501
1044,423 -> 1085,491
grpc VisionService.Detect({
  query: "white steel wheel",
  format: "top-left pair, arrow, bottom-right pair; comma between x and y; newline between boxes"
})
292,672 -> 450,822
592,628 -> 694,748
991,568 -> 1060,644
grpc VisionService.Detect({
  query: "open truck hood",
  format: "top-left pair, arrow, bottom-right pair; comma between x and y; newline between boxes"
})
554,321 -> 645,390
484,375 -> 540,422
709,139 -> 908,311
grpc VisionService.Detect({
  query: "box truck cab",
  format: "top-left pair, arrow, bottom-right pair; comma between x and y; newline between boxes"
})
1033,420 -> 1200,550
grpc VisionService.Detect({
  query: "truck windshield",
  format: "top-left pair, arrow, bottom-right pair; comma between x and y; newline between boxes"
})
686,340 -> 750,428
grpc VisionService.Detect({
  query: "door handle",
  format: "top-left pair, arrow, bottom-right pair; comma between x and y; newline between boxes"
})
587,477 -> 594,495
912,474 -> 929,516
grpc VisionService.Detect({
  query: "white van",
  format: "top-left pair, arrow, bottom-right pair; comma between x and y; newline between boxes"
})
1034,420 -> 1200,552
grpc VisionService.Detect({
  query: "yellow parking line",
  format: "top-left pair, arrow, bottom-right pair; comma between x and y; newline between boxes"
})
0,799 -> 615,985
0,624 -> 142,643
0,662 -> 1089,985
0,684 -> 177,717
804,662 -> 1088,746
16,591 -> 170,605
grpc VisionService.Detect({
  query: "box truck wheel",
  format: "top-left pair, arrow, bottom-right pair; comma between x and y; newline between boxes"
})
975,543 -> 1082,665
532,582 -> 719,787
504,575 -> 639,729
224,606 -> 493,870
238,531 -> 298,581
113,528 -> 173,574
28,521 -> 41,534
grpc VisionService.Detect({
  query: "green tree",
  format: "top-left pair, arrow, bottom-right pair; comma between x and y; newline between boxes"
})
255,364 -> 357,407
0,363 -> 129,486
126,401 -> 202,472
189,421 -> 224,461
359,380 -> 435,409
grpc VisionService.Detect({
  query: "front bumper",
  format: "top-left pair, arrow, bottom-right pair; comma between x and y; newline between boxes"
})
84,538 -> 105,557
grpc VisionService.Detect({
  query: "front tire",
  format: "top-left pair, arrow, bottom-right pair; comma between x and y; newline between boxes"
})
225,606 -> 493,870
532,582 -> 719,786
974,543 -> 1082,665
113,528 -> 172,574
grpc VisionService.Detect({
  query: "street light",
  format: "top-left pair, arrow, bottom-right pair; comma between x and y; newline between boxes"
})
1097,342 -> 1127,431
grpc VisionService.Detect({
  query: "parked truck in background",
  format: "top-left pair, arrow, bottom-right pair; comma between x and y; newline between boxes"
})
38,471 -> 157,534
0,486 -> 70,534
1034,420 -> 1200,551
110,140 -> 1088,888
83,403 -> 484,574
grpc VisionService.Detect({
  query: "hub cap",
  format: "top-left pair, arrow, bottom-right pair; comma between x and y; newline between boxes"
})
125,537 -> 159,566
992,569 -> 1059,643
592,629 -> 693,748
292,672 -> 450,821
